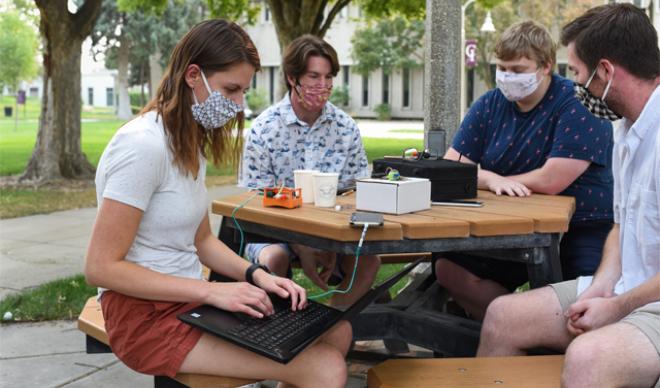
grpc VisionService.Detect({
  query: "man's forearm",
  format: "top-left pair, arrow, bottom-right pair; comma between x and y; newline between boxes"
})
616,272 -> 660,314
592,224 -> 622,290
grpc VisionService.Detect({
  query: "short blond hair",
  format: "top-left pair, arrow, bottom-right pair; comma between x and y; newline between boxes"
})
494,21 -> 556,67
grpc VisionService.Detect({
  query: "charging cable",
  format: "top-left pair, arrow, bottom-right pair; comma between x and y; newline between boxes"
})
231,192 -> 370,300
308,223 -> 369,300
231,190 -> 260,257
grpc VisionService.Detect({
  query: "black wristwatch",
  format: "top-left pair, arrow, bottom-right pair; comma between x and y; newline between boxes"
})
245,263 -> 270,286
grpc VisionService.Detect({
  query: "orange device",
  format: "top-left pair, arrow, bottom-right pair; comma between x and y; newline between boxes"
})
262,187 -> 303,209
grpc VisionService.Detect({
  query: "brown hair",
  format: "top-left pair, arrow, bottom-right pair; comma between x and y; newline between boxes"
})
561,3 -> 659,80
494,21 -> 556,68
282,34 -> 339,92
142,19 -> 260,176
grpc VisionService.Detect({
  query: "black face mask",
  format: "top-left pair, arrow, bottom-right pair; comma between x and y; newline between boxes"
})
574,65 -> 622,121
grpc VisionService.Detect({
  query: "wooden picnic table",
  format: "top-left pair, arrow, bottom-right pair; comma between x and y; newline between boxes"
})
211,190 -> 575,357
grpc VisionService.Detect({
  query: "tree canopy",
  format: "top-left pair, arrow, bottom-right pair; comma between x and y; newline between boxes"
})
0,11 -> 39,91
351,15 -> 424,76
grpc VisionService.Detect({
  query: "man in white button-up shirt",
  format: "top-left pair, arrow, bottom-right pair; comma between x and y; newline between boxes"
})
476,5 -> 660,387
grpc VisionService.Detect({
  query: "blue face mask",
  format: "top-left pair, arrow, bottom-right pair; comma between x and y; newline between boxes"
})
191,71 -> 243,130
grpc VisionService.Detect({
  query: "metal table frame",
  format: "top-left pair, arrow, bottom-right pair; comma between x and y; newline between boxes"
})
215,217 -> 562,357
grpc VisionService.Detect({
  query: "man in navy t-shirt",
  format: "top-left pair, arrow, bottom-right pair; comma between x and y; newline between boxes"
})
435,21 -> 613,320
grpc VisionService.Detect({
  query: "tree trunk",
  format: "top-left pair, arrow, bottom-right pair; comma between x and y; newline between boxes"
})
116,31 -> 132,120
22,0 -> 102,183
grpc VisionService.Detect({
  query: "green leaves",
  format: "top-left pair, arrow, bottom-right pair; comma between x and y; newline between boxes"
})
351,15 -> 424,76
0,11 -> 38,91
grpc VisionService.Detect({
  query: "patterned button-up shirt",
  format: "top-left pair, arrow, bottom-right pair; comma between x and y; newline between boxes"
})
238,94 -> 369,190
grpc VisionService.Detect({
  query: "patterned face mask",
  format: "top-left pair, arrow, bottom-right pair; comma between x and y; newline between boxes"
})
294,82 -> 332,111
574,65 -> 621,121
191,71 -> 243,130
495,69 -> 541,101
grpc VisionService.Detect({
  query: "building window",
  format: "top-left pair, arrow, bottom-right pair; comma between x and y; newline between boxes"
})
343,65 -> 350,87
382,72 -> 389,104
252,74 -> 257,89
106,87 -> 114,106
269,67 -> 275,104
402,68 -> 410,108
264,6 -> 270,22
29,87 -> 38,98
339,6 -> 348,19
88,87 -> 94,106
361,74 -> 369,107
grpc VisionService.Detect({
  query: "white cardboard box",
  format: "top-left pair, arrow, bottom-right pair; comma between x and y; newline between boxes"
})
356,177 -> 431,215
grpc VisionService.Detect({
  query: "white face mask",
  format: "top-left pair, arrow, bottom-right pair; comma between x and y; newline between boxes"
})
495,69 -> 542,101
191,71 -> 243,131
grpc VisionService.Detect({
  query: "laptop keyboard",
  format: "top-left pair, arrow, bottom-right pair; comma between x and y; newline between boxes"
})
228,302 -> 334,350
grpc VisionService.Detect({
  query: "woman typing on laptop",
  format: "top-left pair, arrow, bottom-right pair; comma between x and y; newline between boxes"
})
84,19 -> 351,387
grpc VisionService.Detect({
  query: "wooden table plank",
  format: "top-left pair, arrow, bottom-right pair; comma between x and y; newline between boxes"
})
334,195 -> 471,239
478,191 -> 576,213
212,194 -> 403,242
367,355 -> 564,388
417,206 -> 535,236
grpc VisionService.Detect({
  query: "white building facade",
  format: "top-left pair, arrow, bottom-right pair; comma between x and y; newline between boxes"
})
19,38 -> 118,109
245,3 -> 425,119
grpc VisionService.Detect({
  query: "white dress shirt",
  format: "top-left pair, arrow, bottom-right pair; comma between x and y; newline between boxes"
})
578,85 -> 660,305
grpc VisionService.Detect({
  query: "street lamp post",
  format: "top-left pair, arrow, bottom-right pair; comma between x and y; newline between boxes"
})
460,1 -> 496,118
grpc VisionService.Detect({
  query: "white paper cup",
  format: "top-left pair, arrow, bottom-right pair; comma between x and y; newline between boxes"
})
294,169 -> 319,203
313,172 -> 339,207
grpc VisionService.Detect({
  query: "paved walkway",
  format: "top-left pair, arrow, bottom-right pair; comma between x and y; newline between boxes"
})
0,184 -> 373,387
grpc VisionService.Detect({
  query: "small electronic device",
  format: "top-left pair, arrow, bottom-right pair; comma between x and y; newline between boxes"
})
350,212 -> 384,227
431,200 -> 483,208
262,187 -> 302,209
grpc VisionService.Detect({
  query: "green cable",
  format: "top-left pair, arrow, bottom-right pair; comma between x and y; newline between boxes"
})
308,223 -> 369,300
231,191 -> 260,257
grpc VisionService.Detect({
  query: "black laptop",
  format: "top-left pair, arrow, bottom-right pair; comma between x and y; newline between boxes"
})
178,258 -> 422,363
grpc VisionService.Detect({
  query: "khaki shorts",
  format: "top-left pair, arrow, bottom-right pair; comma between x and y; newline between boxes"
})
551,279 -> 660,356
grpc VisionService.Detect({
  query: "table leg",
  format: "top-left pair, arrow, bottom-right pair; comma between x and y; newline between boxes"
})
526,233 -> 562,288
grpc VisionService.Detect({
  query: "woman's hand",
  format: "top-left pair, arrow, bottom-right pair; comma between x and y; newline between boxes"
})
205,281 -> 276,318
253,269 -> 307,311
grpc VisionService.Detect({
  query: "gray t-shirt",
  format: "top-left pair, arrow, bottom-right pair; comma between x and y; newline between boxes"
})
95,111 -> 207,292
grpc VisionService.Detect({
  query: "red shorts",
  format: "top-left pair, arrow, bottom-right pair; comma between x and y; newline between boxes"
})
100,291 -> 204,378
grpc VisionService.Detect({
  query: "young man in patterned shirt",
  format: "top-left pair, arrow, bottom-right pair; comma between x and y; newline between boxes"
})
239,35 -> 380,307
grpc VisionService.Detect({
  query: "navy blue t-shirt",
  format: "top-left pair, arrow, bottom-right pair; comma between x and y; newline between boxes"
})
452,74 -> 613,222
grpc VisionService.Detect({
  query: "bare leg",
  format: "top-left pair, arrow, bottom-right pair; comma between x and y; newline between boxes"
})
435,258 -> 509,320
330,255 -> 380,307
478,286 -> 573,356
258,245 -> 291,277
180,320 -> 352,388
562,321 -> 660,388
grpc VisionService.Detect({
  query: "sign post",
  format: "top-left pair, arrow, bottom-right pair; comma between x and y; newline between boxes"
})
15,90 -> 26,131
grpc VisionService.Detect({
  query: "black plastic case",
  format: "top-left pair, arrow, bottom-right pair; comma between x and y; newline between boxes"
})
372,158 -> 478,201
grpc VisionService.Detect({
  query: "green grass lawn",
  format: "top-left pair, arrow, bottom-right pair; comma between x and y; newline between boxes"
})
388,129 -> 423,134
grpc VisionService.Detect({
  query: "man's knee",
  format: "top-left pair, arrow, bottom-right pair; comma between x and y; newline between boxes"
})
258,246 -> 290,274
481,295 -> 516,339
562,334 -> 604,386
